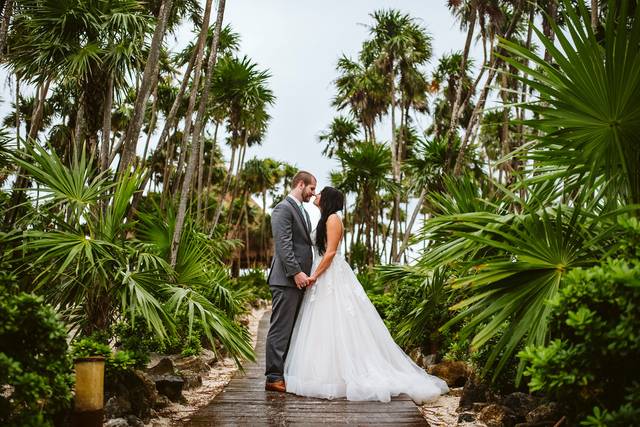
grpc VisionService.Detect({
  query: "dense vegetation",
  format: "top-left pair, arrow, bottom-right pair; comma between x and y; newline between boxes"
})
0,0 -> 638,425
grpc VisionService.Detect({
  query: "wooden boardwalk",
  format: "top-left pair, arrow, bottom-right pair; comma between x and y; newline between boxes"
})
181,311 -> 428,426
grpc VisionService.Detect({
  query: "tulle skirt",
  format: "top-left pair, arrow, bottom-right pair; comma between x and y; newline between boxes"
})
284,253 -> 449,403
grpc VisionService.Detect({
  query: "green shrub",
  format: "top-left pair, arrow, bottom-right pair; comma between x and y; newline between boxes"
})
0,292 -> 73,427
519,259 -> 640,424
385,268 -> 452,356
70,336 -> 111,359
368,292 -> 394,320
112,320 -> 156,367
181,333 -> 203,357
233,269 -> 271,302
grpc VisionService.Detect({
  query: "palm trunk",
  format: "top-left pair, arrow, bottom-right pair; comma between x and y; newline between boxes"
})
204,121 -> 220,222
261,188 -> 267,256
389,66 -> 400,262
453,5 -> 524,175
446,11 -> 476,157
226,141 -> 247,227
0,0 -> 13,56
173,116 -> 193,192
161,127 -> 177,208
233,189 -> 248,235
14,73 -> 19,149
170,0 -> 227,266
542,0 -> 558,62
591,0 -> 598,31
100,76 -> 114,173
174,7 -> 218,192
173,0 -> 214,191
74,91 -> 86,154
196,131 -> 207,223
212,143 -> 236,230
395,187 -> 426,262
141,82 -> 159,165
144,42 -> 199,176
3,79 -> 50,229
119,0 -> 175,176
244,203 -> 251,268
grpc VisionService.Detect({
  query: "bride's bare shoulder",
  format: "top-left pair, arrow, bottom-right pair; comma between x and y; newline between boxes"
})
327,213 -> 344,229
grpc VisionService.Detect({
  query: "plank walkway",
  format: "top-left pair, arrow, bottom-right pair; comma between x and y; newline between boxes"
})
181,310 -> 429,426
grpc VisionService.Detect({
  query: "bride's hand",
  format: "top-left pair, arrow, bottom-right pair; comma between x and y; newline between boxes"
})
307,276 -> 317,287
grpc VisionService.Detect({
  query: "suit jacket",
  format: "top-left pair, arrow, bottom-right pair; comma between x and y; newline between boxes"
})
267,197 -> 313,287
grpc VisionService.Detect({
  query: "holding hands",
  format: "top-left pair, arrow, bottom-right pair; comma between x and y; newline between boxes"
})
294,272 -> 317,289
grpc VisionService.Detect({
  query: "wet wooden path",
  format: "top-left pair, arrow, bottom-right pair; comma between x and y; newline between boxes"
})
181,310 -> 428,426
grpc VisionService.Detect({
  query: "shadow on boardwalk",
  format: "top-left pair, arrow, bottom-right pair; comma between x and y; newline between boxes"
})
181,311 -> 428,426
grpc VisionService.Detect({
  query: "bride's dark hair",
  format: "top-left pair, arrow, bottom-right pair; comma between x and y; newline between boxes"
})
316,186 -> 344,255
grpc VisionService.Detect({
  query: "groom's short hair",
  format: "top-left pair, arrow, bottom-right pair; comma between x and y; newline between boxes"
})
292,171 -> 316,188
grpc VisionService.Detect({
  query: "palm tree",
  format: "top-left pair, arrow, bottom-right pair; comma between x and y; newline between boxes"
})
170,0 -> 228,266
362,9 -> 433,261
428,51 -> 476,141
319,115 -> 360,159
119,0 -> 177,173
11,142 -> 254,363
417,0 -> 640,383
333,55 -> 388,143
210,55 -> 275,230
501,0 -> 640,204
8,0 -> 150,156
337,142 -> 395,266
452,1 -> 526,175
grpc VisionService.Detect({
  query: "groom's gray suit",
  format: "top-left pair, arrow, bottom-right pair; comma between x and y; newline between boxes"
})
265,196 -> 313,382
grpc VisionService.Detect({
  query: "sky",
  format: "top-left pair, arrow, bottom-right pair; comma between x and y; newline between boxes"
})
168,0 -> 484,223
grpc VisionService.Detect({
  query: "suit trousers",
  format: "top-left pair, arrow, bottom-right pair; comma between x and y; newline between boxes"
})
265,285 -> 304,382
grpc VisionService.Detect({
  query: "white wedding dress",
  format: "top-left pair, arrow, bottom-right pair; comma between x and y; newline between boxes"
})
284,218 -> 449,403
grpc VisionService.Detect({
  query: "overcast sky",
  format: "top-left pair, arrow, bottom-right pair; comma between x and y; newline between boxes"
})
172,0 -> 483,201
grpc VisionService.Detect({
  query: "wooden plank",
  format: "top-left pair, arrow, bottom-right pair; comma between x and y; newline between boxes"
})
181,311 -> 428,426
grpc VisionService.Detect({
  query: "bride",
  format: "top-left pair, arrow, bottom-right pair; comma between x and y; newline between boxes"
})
284,186 -> 449,403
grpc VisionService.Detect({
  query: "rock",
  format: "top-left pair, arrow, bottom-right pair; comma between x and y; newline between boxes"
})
155,375 -> 185,402
423,353 -> 437,367
501,392 -> 539,419
146,357 -> 175,377
126,415 -> 145,427
104,395 -> 132,419
408,349 -> 437,369
200,348 -> 217,366
180,370 -> 203,389
458,375 -> 491,410
104,419 -> 129,427
154,394 -> 171,409
473,402 -> 490,412
428,360 -> 470,387
478,404 -> 518,427
174,355 -> 209,373
526,402 -> 562,424
449,386 -> 464,397
457,412 -> 477,423
106,369 -> 158,421
149,418 -> 172,427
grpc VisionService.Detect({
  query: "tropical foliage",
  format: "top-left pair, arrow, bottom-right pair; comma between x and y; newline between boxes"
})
0,0 -> 638,423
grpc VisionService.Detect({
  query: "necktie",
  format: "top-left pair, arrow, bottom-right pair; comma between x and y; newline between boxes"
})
300,203 -> 311,232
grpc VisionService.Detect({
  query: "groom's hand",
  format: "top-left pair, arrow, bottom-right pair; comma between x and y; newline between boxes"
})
294,272 -> 309,289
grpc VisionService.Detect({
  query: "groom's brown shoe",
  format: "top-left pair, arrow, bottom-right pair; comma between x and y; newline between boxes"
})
265,379 -> 286,392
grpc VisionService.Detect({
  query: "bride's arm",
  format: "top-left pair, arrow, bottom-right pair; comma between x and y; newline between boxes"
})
309,214 -> 343,283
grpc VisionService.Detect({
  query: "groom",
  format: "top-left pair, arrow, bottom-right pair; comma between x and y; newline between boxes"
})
264,171 -> 317,392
